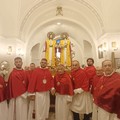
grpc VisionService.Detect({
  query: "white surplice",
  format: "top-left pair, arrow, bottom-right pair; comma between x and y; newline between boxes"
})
35,91 -> 50,120
0,100 -> 8,120
70,91 -> 93,114
98,107 -> 119,120
92,103 -> 98,120
8,93 -> 28,120
55,93 -> 73,120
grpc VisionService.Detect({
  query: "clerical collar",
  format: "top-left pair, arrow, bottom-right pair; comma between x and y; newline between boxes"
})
104,70 -> 115,77
15,68 -> 23,70
40,67 -> 48,69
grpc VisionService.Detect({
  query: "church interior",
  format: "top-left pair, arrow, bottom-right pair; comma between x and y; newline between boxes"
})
0,0 -> 120,120
0,0 -> 120,72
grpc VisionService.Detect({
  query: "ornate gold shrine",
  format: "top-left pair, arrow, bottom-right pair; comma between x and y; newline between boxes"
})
43,32 -> 75,75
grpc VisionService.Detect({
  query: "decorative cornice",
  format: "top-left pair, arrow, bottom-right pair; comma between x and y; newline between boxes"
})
19,0 -> 104,38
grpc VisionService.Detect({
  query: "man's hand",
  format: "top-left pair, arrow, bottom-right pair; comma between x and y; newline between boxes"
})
50,88 -> 56,95
0,84 -> 3,88
28,95 -> 35,101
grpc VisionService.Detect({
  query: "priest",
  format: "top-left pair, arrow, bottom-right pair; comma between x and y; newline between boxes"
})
94,60 -> 120,120
70,60 -> 93,120
27,58 -> 55,120
91,66 -> 104,120
27,63 -> 36,120
7,57 -> 28,120
54,64 -> 73,120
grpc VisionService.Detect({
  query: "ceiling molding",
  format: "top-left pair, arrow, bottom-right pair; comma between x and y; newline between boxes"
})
19,0 -> 104,38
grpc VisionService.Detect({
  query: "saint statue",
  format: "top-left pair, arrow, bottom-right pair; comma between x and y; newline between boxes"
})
44,32 -> 72,68
44,32 -> 56,67
60,32 -> 72,66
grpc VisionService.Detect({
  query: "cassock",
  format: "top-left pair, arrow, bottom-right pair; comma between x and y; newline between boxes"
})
27,67 -> 54,120
8,68 -> 28,120
70,68 -> 93,114
95,72 -> 120,120
54,72 -> 73,120
84,66 -> 96,86
0,75 -> 8,120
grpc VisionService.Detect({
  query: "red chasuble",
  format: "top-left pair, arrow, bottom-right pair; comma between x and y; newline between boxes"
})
84,66 -> 96,85
71,68 -> 89,91
27,68 -> 54,93
95,72 -> 120,118
26,70 -> 34,85
0,75 -> 6,102
91,75 -> 103,101
54,72 -> 73,95
8,68 -> 28,99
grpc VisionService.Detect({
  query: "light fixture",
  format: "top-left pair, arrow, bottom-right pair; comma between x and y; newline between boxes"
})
57,22 -> 61,25
7,46 -> 12,55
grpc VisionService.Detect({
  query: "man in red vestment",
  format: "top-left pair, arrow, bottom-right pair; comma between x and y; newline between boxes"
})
91,66 -> 104,120
8,57 -> 28,120
95,60 -> 120,120
70,60 -> 93,120
54,64 -> 73,120
91,66 -> 104,100
0,75 -> 8,120
84,58 -> 96,85
27,63 -> 36,84
27,63 -> 36,120
27,58 -> 55,120
84,58 -> 96,119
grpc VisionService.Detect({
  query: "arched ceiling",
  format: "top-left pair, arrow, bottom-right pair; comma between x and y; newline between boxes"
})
0,0 -> 120,44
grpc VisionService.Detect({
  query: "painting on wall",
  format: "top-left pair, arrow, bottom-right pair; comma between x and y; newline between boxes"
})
114,58 -> 120,69
98,44 -> 103,59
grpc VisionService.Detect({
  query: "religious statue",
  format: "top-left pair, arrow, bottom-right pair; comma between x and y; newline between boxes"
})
0,61 -> 9,80
44,32 -> 56,67
44,32 -> 72,68
60,32 -> 72,67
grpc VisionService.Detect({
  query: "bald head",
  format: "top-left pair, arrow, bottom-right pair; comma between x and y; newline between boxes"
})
96,66 -> 104,76
57,64 -> 65,74
102,60 -> 114,75
72,60 -> 80,70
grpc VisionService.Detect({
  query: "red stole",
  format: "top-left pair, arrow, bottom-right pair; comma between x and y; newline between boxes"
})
95,72 -> 120,118
84,66 -> 96,84
26,70 -> 34,84
28,68 -> 54,93
91,75 -> 103,101
0,75 -> 6,102
8,68 -> 28,99
54,72 -> 73,95
71,68 -> 89,91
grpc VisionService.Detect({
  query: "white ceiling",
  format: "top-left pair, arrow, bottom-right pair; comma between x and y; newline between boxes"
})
0,0 -> 120,43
